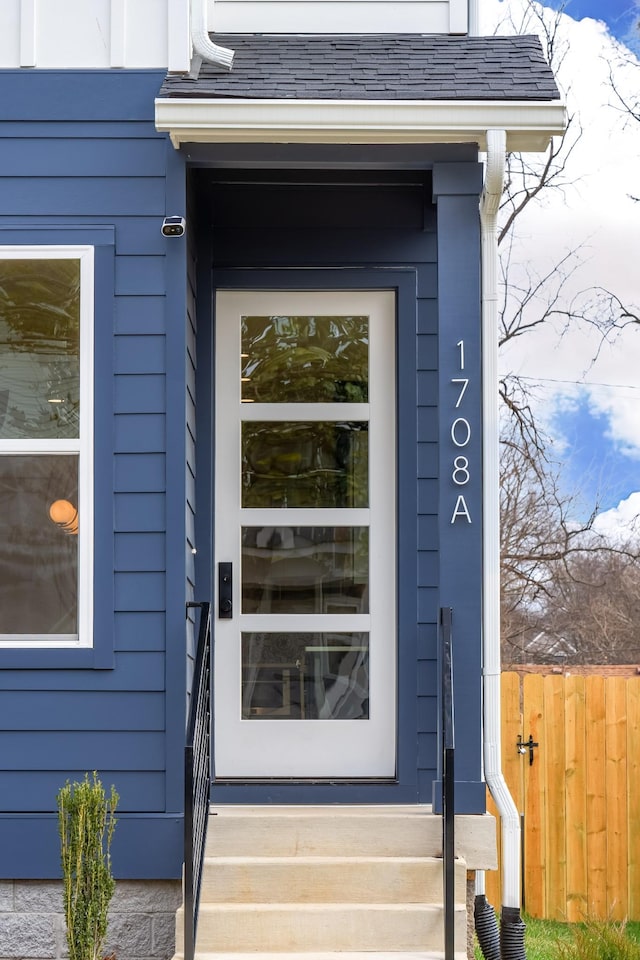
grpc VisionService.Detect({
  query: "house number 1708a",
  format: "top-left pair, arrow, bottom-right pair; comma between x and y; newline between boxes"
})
450,339 -> 472,524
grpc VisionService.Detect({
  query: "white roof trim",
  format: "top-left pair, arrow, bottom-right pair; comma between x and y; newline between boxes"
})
155,97 -> 566,151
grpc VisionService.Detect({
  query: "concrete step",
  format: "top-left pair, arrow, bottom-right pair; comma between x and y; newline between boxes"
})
179,903 -> 467,952
178,952 -> 468,960
199,855 -> 467,904
206,805 -> 494,868
206,806 -> 440,859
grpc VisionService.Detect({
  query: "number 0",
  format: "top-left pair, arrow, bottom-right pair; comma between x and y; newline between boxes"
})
451,418 -> 471,447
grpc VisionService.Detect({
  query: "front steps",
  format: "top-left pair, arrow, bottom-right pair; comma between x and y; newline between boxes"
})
175,805 -> 496,960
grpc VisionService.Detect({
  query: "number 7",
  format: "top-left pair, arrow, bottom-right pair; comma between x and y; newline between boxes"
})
451,378 -> 469,408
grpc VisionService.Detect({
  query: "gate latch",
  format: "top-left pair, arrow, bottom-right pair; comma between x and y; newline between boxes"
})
517,734 -> 539,766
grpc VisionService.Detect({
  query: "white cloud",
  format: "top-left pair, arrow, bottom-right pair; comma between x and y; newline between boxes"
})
482,0 -> 640,488
593,490 -> 640,542
582,382 -> 640,459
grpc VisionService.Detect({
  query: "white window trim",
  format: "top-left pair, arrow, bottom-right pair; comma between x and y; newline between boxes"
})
0,245 -> 94,648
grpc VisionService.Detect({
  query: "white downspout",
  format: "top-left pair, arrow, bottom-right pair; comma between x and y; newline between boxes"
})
191,0 -> 234,71
479,128 -> 521,912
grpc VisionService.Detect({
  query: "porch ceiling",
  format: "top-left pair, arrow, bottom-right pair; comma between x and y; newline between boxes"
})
155,33 -> 566,152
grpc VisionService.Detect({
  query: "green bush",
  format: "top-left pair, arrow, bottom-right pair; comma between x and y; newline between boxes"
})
57,772 -> 119,960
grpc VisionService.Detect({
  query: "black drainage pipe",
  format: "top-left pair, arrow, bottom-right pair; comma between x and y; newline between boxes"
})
500,905 -> 526,960
474,894 -> 500,960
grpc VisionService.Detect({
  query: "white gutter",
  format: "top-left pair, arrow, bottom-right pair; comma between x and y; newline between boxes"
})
479,128 -> 521,910
191,0 -> 234,71
155,97 -> 566,150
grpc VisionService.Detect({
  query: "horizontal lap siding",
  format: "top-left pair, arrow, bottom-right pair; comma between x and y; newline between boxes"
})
411,201 -> 435,795
0,73 -> 181,842
185,221 -> 198,700
416,290 -> 439,796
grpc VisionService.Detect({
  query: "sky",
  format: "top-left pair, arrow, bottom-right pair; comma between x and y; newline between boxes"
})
544,0 -> 640,52
480,0 -> 640,542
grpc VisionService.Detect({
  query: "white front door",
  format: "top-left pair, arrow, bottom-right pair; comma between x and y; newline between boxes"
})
214,290 -> 396,778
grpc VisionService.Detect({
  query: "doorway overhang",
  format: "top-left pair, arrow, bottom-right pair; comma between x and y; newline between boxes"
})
155,97 -> 566,152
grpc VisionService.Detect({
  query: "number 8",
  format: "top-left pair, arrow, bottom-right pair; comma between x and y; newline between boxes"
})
452,456 -> 470,485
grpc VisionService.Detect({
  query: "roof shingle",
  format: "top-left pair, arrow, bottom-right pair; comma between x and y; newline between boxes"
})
159,34 -> 561,102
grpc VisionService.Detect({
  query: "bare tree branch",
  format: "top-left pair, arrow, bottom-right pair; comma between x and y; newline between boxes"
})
493,0 -> 640,665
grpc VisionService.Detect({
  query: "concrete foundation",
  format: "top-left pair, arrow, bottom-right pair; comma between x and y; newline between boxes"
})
0,879 -> 181,960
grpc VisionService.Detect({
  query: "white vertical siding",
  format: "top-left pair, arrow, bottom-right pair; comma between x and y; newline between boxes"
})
0,0 -> 467,69
0,1 -> 21,66
19,0 -> 37,66
110,0 -> 127,67
210,0 -> 467,35
36,0 -> 111,67
125,0 -> 169,68
0,0 -> 174,69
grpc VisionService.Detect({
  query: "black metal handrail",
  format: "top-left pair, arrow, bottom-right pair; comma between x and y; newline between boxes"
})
184,601 -> 212,960
440,606 -> 455,960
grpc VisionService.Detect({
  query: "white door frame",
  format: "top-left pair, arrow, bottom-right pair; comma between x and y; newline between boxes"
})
214,289 -> 396,778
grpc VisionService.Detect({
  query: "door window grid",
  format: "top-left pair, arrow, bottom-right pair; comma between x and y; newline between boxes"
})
238,313 -> 371,721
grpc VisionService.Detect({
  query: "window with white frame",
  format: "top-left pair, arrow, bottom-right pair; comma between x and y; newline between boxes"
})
0,247 -> 93,647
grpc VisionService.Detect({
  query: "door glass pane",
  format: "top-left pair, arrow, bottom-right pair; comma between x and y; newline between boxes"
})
242,632 -> 369,720
0,454 -> 78,637
242,526 -> 368,614
0,259 -> 80,439
241,315 -> 368,403
242,421 -> 368,508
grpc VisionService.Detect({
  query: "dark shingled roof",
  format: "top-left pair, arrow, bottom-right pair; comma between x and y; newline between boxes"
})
159,34 -> 561,101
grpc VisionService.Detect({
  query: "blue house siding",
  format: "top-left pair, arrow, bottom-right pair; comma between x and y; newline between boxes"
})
190,163 -> 485,808
0,71 -> 188,878
183,218 -> 200,707
433,165 -> 485,812
0,71 -> 488,877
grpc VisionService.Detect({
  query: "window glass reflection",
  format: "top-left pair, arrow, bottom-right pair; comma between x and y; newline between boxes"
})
242,632 -> 369,720
242,526 -> 368,615
241,315 -> 368,403
242,421 -> 368,508
0,455 -> 78,637
0,259 -> 80,440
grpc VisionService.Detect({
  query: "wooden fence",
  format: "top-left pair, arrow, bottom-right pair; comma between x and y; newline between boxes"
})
485,671 -> 640,921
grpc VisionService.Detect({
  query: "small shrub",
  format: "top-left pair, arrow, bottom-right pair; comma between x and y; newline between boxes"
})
555,918 -> 640,960
57,772 -> 119,960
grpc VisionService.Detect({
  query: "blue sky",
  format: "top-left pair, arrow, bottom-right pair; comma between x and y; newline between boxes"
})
485,0 -> 640,536
543,0 -> 640,50
549,392 -> 640,514
538,2 -> 640,519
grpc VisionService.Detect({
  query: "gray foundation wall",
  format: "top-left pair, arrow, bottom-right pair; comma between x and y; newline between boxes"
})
0,880 -> 181,960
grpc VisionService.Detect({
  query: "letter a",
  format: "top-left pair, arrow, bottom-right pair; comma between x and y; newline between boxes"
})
451,495 -> 472,524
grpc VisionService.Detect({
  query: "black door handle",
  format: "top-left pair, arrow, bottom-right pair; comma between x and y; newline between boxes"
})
218,562 -> 232,619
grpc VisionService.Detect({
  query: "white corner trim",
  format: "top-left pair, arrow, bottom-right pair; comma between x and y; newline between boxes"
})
110,0 -> 127,68
467,0 -> 479,36
19,0 -> 37,68
167,0 -> 192,74
449,0 -> 468,35
155,97 -> 567,152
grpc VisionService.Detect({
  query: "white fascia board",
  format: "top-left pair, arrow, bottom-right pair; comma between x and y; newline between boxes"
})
155,97 -> 567,152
